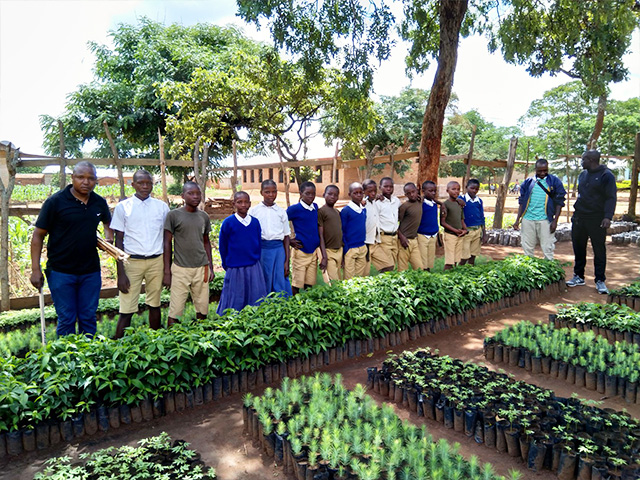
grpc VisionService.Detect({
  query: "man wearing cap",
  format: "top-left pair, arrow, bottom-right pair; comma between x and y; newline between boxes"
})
566,150 -> 617,294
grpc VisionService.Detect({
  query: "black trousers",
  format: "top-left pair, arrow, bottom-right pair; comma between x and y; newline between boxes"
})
571,215 -> 607,282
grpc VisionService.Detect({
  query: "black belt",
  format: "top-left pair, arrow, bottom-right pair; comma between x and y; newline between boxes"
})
129,253 -> 162,260
381,231 -> 397,236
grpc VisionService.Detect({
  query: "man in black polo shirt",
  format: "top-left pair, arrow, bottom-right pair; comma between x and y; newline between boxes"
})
30,161 -> 112,336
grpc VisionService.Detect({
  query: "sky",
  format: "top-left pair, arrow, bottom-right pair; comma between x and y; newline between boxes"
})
1,0 -> 639,161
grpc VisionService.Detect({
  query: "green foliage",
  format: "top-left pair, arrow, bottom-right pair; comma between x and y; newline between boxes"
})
555,302 -> 640,334
611,280 -> 640,297
0,256 -> 562,432
34,432 -> 216,479
10,184 -> 164,203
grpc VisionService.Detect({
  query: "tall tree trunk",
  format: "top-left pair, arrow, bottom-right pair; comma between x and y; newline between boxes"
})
588,93 -> 607,149
418,0 -> 468,186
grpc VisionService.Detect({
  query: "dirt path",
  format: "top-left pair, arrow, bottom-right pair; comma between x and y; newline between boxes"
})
4,241 -> 639,480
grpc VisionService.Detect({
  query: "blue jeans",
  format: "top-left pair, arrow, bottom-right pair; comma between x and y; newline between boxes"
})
46,269 -> 102,337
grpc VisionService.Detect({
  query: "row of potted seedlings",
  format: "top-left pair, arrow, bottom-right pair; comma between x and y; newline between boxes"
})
370,349 -> 640,480
607,281 -> 640,313
34,432 -> 216,479
552,302 -> 640,346
486,321 -> 640,403
244,373 -> 521,480
0,256 -> 566,458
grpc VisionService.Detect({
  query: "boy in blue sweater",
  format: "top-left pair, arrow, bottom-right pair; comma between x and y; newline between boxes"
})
217,191 -> 267,314
341,182 -> 367,279
287,182 -> 321,294
417,181 -> 442,271
460,179 -> 485,265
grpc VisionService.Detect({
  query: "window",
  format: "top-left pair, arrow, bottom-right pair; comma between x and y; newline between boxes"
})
258,169 -> 263,182
269,168 -> 274,180
335,169 -> 339,183
243,170 -> 247,183
250,170 -> 255,183
315,167 -> 322,183
279,169 -> 284,183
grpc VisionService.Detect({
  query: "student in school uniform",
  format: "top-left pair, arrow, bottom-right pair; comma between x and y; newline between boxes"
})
441,181 -> 468,270
217,191 -> 268,313
287,182 -> 321,294
340,182 -> 368,279
163,182 -> 214,324
248,180 -> 292,296
376,177 -> 401,268
397,183 -> 424,271
110,169 -> 169,338
460,179 -> 486,265
318,185 -> 343,282
417,180 -> 442,271
363,179 -> 394,273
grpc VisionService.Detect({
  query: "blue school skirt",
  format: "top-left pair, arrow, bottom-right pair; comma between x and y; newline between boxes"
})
216,261 -> 267,315
260,239 -> 292,296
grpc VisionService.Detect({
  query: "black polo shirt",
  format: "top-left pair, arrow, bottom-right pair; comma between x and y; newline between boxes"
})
36,185 -> 111,275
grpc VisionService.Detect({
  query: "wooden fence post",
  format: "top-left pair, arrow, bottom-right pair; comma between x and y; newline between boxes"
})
58,120 -> 66,189
0,144 -> 18,311
493,137 -> 518,229
102,121 -> 126,200
629,132 -> 640,218
157,128 -> 168,204
462,125 -> 476,188
231,140 -> 238,194
276,138 -> 291,208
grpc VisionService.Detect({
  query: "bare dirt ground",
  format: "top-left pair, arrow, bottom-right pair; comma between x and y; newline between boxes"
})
3,240 -> 640,480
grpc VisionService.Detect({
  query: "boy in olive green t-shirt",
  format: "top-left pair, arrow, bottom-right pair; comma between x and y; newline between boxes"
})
440,181 -> 467,270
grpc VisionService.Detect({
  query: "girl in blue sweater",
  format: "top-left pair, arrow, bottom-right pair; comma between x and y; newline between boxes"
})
217,191 -> 267,314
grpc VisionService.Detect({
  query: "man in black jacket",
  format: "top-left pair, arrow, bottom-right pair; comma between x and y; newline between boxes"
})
566,150 -> 617,294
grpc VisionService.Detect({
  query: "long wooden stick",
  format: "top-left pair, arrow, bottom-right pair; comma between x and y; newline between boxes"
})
97,236 -> 129,263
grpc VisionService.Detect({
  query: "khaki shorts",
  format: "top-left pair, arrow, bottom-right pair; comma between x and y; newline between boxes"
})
379,234 -> 398,268
417,235 -> 437,270
367,243 -> 393,272
291,248 -> 318,288
119,255 -> 164,314
443,232 -> 464,265
168,263 -> 210,318
397,237 -> 423,271
322,247 -> 343,283
343,245 -> 367,280
463,227 -> 483,259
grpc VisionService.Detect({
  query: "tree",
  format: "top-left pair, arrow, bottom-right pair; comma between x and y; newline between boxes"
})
496,0 -> 640,149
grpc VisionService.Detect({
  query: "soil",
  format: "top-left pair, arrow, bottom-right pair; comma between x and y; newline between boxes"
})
3,240 -> 639,480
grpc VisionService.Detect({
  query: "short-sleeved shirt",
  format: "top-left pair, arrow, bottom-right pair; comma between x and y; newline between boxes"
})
364,199 -> 380,244
398,200 -> 423,239
524,178 -> 548,221
318,205 -> 343,249
376,195 -> 401,234
443,199 -> 464,233
110,195 -> 169,256
35,185 -> 111,275
248,202 -> 291,241
164,207 -> 211,268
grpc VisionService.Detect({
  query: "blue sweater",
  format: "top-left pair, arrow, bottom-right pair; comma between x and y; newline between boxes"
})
340,205 -> 366,253
286,202 -> 320,254
461,196 -> 485,228
519,174 -> 567,222
417,201 -> 439,236
219,215 -> 262,269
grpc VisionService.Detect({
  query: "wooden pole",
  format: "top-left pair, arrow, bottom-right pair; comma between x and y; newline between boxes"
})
493,137 -> 518,229
231,139 -> 238,194
57,120 -> 66,189
524,141 -> 530,179
565,114 -> 572,222
389,149 -> 395,182
157,128 -> 168,204
0,145 -> 18,311
200,143 -> 209,209
102,121 -> 126,200
629,132 -> 640,218
276,139 -> 291,208
462,125 -> 477,188
332,141 -> 339,184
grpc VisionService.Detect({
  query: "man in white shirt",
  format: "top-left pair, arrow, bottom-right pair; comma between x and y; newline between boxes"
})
110,170 -> 169,338
363,179 -> 394,273
376,177 -> 401,268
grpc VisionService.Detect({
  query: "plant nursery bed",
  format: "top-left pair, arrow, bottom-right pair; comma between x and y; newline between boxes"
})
608,280 -> 640,312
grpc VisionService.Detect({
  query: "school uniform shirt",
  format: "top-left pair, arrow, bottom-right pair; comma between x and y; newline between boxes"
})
376,195 -> 401,234
318,205 -> 343,250
461,193 -> 485,228
286,201 -> 320,254
110,195 -> 169,256
418,199 -> 439,237
248,202 -> 291,240
398,200 -> 422,239
340,201 -> 367,253
164,207 -> 211,268
364,199 -> 381,244
218,214 -> 262,269
443,199 -> 464,234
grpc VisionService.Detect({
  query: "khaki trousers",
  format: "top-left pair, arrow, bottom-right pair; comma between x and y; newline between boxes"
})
443,233 -> 464,265
343,245 -> 368,279
322,247 -> 343,283
521,219 -> 556,260
417,235 -> 437,270
397,237 -> 423,271
462,227 -> 483,259
291,249 -> 318,288
379,234 -> 398,268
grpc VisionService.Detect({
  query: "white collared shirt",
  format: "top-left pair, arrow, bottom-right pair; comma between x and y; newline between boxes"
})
464,193 -> 480,203
364,199 -> 381,244
235,213 -> 252,226
110,195 -> 169,256
376,195 -> 401,233
424,198 -> 435,207
248,202 -> 291,240
300,200 -> 316,212
347,201 -> 363,214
